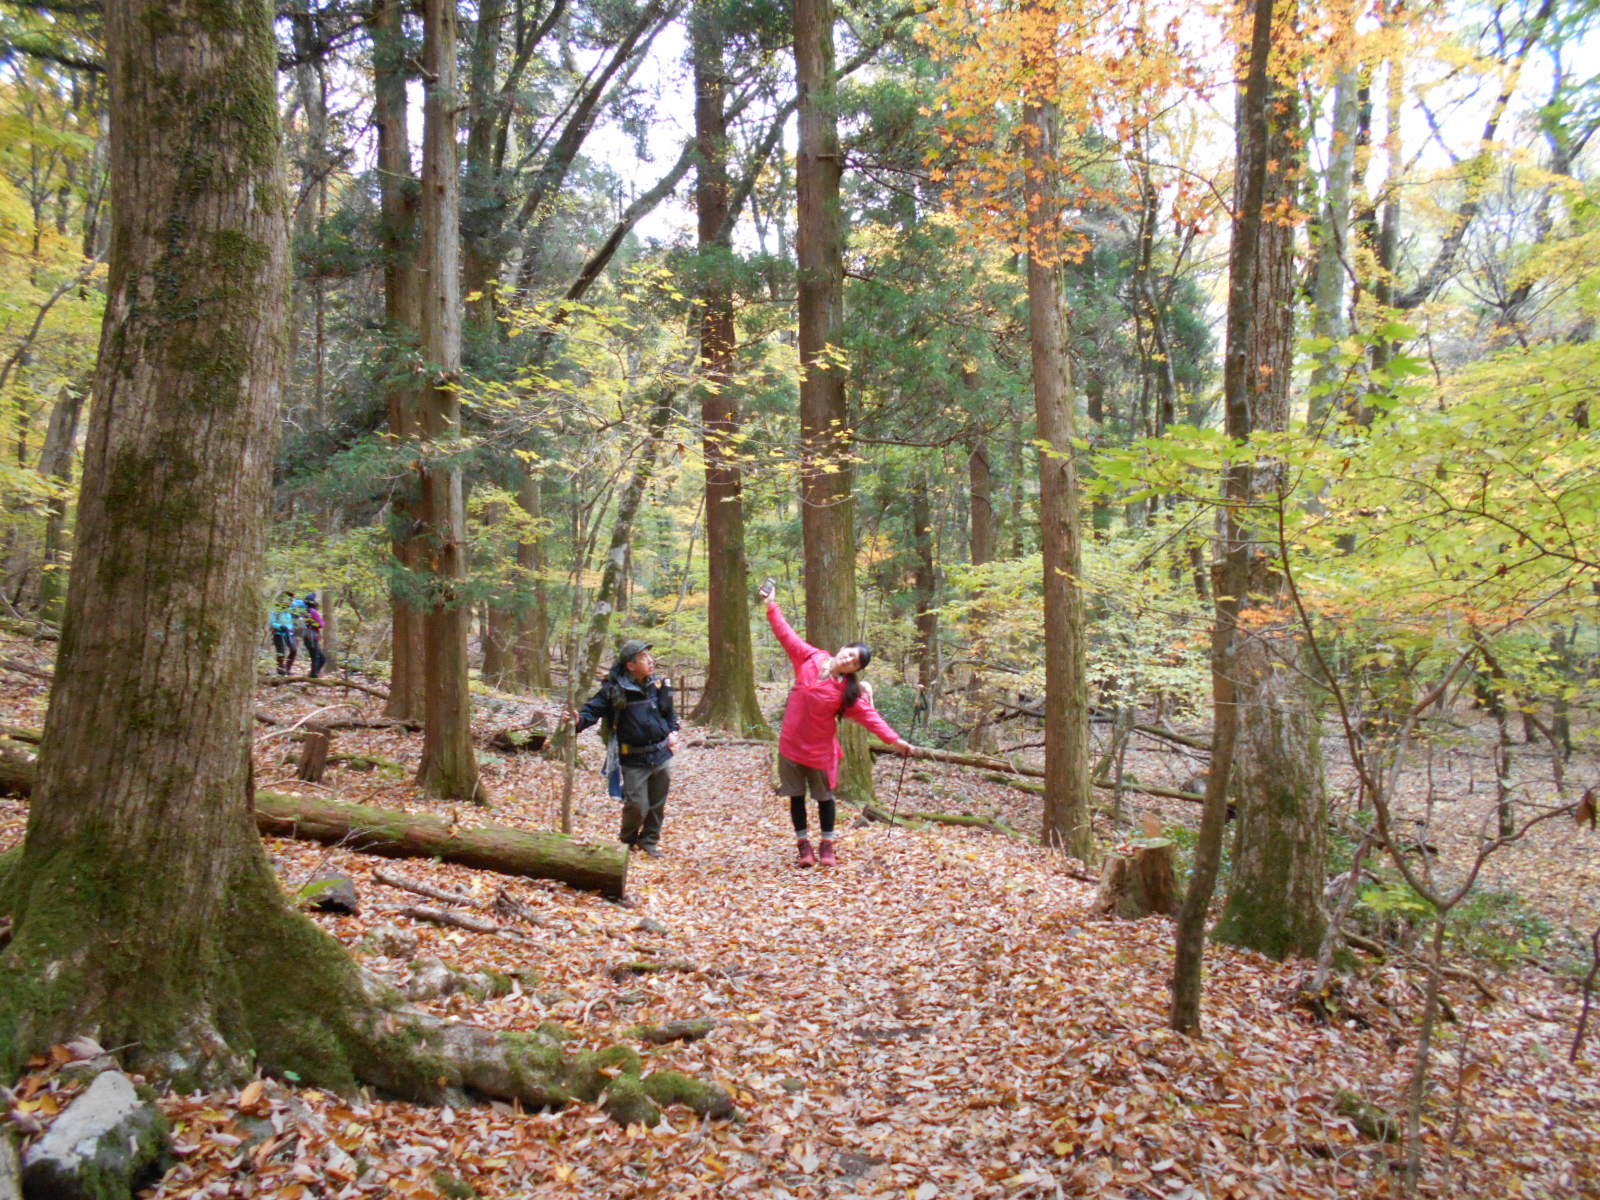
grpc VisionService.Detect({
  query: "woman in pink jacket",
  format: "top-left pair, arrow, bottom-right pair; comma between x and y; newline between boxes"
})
760,580 -> 913,868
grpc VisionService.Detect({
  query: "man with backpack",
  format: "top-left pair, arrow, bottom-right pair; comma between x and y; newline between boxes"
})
575,639 -> 679,857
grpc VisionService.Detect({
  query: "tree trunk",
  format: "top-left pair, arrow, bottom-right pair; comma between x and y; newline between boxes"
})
375,0 -> 426,723
36,385 -> 85,622
0,0 -> 301,1086
415,0 -> 484,805
796,0 -> 870,799
967,427 -> 995,567
513,472 -> 553,690
912,475 -> 938,689
1306,67 -> 1358,425
1213,0 -> 1326,962
0,8 -> 730,1125
461,0 -> 507,345
691,1 -> 767,735
1172,0 -> 1314,1033
1022,89 -> 1093,863
254,793 -> 628,899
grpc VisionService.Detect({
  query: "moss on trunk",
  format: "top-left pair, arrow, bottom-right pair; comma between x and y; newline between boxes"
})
2,850 -> 730,1126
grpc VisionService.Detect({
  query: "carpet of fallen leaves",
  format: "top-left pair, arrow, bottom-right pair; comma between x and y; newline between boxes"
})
2,643 -> 1597,1200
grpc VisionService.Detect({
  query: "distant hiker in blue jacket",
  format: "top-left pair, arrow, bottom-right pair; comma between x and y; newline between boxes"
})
270,592 -> 298,675
575,639 -> 679,858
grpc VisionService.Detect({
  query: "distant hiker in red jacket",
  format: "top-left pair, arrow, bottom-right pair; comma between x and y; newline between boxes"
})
761,579 -> 913,868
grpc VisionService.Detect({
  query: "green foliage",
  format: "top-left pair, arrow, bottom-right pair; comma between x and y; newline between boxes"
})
941,509 -> 1212,720
1351,876 -> 1580,972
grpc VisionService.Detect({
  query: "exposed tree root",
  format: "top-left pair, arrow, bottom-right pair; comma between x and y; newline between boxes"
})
0,859 -> 731,1128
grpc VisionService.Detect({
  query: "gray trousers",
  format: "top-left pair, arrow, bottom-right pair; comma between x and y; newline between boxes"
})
619,758 -> 671,849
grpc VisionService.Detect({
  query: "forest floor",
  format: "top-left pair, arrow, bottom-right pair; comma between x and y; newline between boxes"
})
1,637 -> 1597,1199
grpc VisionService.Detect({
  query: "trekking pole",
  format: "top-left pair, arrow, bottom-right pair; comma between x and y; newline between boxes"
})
888,745 -> 911,826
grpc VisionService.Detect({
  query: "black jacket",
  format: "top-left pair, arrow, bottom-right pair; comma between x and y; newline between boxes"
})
577,665 -> 678,766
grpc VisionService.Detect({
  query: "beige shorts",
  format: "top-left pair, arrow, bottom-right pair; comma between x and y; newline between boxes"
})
775,753 -> 834,802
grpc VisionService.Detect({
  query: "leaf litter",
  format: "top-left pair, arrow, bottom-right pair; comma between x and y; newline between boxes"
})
0,659 -> 1596,1198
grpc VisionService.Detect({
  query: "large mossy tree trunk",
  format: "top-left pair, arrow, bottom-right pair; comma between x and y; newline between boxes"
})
1022,76 -> 1093,863
0,6 -> 726,1127
1212,0 -> 1327,962
691,0 -> 767,736
414,0 -> 484,804
0,0 -> 311,1084
796,0 -> 870,800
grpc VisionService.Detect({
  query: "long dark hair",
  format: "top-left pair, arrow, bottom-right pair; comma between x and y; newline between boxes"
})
838,643 -> 872,716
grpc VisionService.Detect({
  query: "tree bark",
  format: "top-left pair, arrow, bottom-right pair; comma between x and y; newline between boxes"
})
912,474 -> 938,689
1306,66 -> 1358,425
254,793 -> 628,899
796,0 -> 870,799
415,0 -> 484,804
1212,0 -> 1327,963
374,0 -> 426,723
36,385 -> 85,622
295,729 -> 331,783
1022,79 -> 1093,863
967,426 -> 995,567
691,1 -> 767,735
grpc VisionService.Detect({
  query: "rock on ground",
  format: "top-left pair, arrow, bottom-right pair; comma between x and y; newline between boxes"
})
21,1071 -> 168,1200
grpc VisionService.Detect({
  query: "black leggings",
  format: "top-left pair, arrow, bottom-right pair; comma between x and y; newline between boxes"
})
790,796 -> 836,838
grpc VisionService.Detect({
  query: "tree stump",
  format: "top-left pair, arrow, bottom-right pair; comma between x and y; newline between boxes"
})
296,729 -> 331,782
1092,840 -> 1180,919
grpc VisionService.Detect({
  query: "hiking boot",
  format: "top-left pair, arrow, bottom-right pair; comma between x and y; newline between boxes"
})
818,839 -> 837,867
795,837 -> 816,869
638,844 -> 661,859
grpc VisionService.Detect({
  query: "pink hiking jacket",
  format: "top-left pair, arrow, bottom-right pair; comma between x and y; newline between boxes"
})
768,601 -> 902,787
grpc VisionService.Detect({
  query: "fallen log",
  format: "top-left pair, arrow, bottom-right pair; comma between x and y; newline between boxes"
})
1132,723 -> 1211,752
254,792 -> 628,899
861,803 -> 1029,840
870,742 -> 1043,777
628,1019 -> 715,1044
869,744 -> 1207,805
387,904 -> 503,935
259,675 -> 391,702
374,868 -> 478,907
1,658 -> 53,683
